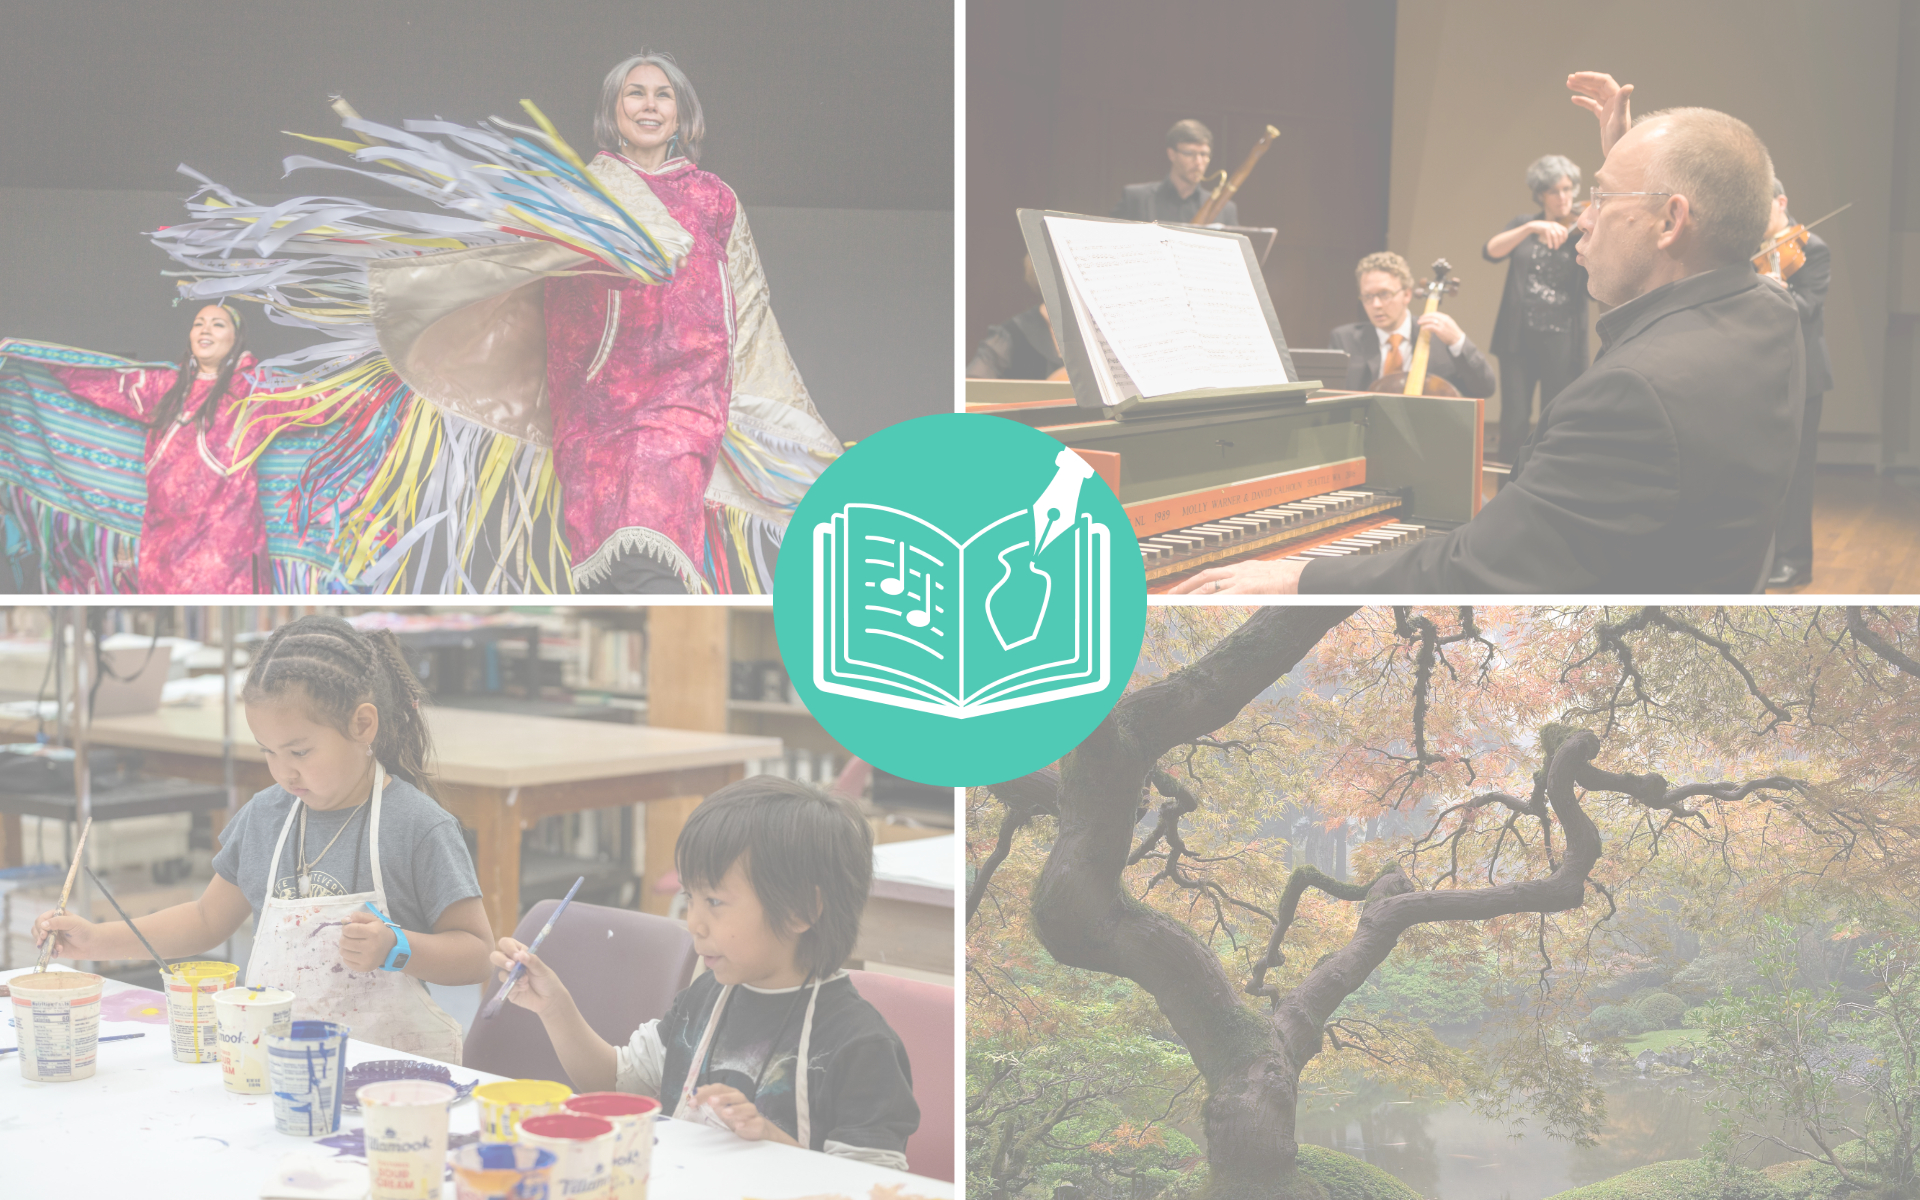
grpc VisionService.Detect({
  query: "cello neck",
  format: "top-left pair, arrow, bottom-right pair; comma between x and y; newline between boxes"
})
1402,289 -> 1443,396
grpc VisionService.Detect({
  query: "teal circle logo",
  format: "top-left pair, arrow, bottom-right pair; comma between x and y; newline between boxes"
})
773,412 -> 1147,786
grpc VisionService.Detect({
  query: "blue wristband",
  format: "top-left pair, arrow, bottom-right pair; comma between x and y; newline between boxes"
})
364,901 -> 411,972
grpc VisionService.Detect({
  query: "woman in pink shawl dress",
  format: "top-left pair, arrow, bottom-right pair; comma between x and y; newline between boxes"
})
9,303 -> 314,593
544,52 -> 827,593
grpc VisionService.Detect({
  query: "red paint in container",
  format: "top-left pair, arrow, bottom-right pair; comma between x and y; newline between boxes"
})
517,1113 -> 616,1200
563,1094 -> 662,1200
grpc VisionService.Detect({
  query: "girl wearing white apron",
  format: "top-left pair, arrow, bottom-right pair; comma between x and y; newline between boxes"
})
247,762 -> 466,1064
33,615 -> 490,1068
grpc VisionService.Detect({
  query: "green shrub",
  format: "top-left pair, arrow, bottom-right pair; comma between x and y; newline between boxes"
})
1579,1004 -> 1627,1040
1635,992 -> 1687,1028
1545,1156 -> 1854,1199
1295,1145 -> 1423,1199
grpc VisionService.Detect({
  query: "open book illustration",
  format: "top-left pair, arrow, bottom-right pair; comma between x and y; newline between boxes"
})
812,503 -> 1111,717
1045,214 -> 1290,407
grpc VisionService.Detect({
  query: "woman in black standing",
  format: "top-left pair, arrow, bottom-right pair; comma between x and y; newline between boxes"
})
1483,154 -> 1589,462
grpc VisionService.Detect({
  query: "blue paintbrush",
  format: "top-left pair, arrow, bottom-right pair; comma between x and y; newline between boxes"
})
0,1031 -> 144,1057
479,875 -> 584,1021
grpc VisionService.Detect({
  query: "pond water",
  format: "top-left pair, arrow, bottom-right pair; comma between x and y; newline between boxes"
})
1292,1074 -> 1861,1200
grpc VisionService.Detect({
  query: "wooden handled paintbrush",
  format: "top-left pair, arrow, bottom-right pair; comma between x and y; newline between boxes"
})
35,817 -> 93,972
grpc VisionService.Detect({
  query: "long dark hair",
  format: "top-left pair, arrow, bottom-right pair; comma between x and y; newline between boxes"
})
150,303 -> 247,432
242,615 -> 436,796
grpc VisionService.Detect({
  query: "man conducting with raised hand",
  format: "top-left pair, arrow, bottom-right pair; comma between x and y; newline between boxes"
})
1172,72 -> 1803,595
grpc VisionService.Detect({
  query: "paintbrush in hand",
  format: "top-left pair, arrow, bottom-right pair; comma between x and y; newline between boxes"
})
480,875 -> 585,1021
35,817 -> 93,972
85,865 -> 172,977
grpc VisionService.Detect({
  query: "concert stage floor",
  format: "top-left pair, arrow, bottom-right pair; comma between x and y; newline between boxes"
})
1774,469 -> 1920,595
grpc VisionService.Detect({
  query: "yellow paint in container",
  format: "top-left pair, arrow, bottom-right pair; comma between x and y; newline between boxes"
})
475,1078 -> 575,1140
163,960 -> 239,1063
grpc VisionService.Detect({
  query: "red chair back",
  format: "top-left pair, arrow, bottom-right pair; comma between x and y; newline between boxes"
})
848,969 -> 954,1182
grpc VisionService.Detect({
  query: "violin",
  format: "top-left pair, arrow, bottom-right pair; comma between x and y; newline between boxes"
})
1553,199 -> 1591,228
1371,259 -> 1463,399
1753,202 -> 1851,283
1754,224 -> 1809,281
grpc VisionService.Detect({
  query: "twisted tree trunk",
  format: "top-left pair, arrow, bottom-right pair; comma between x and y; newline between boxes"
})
1010,606 -> 1745,1199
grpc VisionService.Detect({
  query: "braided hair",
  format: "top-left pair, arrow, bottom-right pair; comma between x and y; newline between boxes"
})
151,303 -> 247,434
242,615 -> 436,795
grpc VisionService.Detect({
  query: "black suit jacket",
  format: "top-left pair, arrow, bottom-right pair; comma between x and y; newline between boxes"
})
1784,232 -> 1832,396
1300,266 -> 1804,593
1327,320 -> 1497,399
1111,178 -> 1238,226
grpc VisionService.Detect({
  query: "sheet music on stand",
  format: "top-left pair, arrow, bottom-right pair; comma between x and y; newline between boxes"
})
1037,215 -> 1293,410
1202,224 -> 1278,264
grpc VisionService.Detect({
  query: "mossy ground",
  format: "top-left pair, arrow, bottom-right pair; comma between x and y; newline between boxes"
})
1294,1145 -> 1426,1199
1545,1156 -> 1856,1200
1616,1026 -> 1706,1055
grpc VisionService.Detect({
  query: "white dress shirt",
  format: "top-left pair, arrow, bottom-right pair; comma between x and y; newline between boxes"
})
1375,311 -> 1471,364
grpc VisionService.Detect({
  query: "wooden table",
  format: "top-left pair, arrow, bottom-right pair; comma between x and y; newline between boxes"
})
0,706 -> 781,940
0,967 -> 954,1198
855,834 -> 955,975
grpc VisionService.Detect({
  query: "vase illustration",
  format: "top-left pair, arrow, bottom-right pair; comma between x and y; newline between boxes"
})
985,541 -> 1052,651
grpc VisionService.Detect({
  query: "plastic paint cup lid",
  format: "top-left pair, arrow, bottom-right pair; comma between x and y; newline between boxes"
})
165,960 -> 238,983
474,1079 -> 573,1106
563,1093 -> 662,1118
9,971 -> 103,996
453,1142 -> 557,1173
277,1020 -> 351,1043
213,985 -> 293,1007
357,1079 -> 456,1108
518,1113 -> 615,1142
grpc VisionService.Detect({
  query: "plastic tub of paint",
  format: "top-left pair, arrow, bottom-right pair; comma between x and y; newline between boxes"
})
266,1019 -> 351,1136
360,1078 -> 455,1199
451,1142 -> 556,1200
213,985 -> 294,1094
163,959 -> 238,1063
474,1077 -> 574,1140
10,970 -> 103,1082
563,1092 -> 661,1200
518,1112 -> 616,1200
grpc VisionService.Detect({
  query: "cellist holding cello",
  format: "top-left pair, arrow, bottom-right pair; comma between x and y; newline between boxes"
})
1762,176 -> 1834,590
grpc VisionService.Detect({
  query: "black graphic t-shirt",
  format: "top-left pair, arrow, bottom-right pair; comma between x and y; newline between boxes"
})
617,971 -> 918,1165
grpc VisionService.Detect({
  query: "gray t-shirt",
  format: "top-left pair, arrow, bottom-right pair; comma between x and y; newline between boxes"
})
213,776 -> 480,935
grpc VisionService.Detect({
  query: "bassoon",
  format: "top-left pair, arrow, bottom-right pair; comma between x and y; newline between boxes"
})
1192,125 -> 1279,225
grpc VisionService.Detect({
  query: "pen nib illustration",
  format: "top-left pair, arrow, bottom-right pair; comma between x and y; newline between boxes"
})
1031,449 -> 1098,552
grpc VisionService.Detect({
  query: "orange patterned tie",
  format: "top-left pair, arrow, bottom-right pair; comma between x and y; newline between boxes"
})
1382,332 -> 1404,377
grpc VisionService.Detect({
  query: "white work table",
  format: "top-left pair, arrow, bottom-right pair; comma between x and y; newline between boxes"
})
0,967 -> 953,1200
854,835 -> 956,975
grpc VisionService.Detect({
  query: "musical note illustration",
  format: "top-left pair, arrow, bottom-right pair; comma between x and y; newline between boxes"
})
908,581 -> 937,628
879,542 -> 907,594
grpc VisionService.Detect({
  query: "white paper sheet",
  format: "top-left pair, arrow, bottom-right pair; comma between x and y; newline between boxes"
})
1044,216 -> 1289,401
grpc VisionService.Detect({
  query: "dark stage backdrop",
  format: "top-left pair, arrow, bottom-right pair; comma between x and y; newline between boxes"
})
0,0 -> 953,442
967,0 -> 1396,368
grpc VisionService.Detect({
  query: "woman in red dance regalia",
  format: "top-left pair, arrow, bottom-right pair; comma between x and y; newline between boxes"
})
14,304 -> 320,593
544,52 -> 825,593
534,51 -> 837,593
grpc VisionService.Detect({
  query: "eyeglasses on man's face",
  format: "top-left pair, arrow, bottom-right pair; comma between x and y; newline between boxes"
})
1587,186 -> 1674,212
